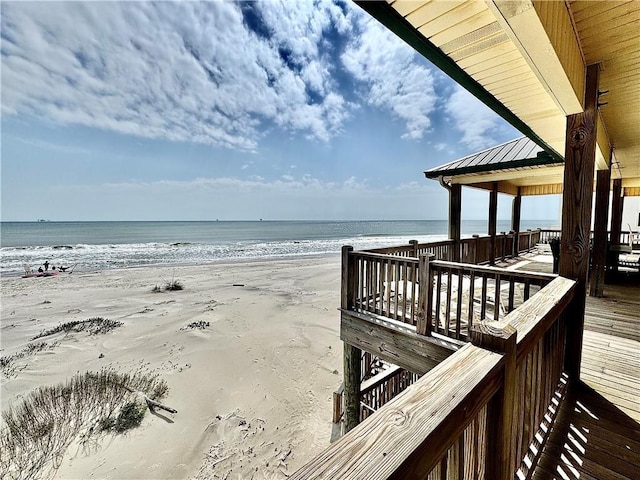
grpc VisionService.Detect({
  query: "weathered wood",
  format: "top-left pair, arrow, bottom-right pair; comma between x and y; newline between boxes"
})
505,276 -> 576,362
340,311 -> 456,375
342,246 -> 354,310
560,63 -> 599,382
431,260 -> 556,283
488,182 -> 498,266
333,383 -> 344,424
450,183 -> 462,262
471,322 -> 517,480
344,341 -> 361,433
290,344 -> 503,480
590,167 -> 611,297
416,254 -> 431,336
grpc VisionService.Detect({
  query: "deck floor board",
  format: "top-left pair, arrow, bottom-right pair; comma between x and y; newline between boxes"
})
512,252 -> 640,479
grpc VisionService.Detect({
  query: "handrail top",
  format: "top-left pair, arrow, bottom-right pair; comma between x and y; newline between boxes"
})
472,276 -> 576,360
290,343 -> 503,479
431,260 -> 557,281
351,250 -> 420,262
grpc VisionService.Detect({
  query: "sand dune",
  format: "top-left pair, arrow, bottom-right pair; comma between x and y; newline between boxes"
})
1,256 -> 342,479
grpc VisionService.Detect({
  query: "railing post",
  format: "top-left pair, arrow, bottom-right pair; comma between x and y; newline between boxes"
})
471,322 -> 517,480
409,239 -> 418,257
417,254 -> 433,336
473,234 -> 480,264
341,246 -> 361,433
500,232 -> 506,261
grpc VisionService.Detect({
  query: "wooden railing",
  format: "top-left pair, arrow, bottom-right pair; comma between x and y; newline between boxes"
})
365,229 -> 541,265
427,261 -> 555,341
347,249 -> 555,341
351,251 -> 421,326
359,366 -> 420,421
293,276 -> 577,480
540,228 -> 639,247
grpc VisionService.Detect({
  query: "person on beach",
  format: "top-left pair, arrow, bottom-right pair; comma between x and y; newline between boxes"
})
43,260 -> 49,271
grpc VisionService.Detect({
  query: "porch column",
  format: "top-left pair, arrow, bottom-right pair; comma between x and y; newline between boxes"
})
589,164 -> 611,297
341,245 -> 361,432
449,183 -> 462,262
511,187 -> 522,257
610,178 -> 624,245
488,182 -> 498,265
610,179 -> 624,272
560,64 -> 599,382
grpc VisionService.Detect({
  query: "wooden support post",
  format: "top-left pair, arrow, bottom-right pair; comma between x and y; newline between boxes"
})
473,234 -> 480,264
560,64 -> 599,382
471,322 -> 517,480
610,179 -> 623,245
450,184 -> 462,262
610,179 -> 624,272
341,245 -> 361,432
417,254 -> 432,336
512,188 -> 522,257
343,342 -> 361,433
488,182 -> 498,265
409,239 -> 418,257
590,166 -> 611,297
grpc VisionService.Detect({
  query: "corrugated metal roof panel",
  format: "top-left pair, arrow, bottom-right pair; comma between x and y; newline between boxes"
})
424,136 -> 560,178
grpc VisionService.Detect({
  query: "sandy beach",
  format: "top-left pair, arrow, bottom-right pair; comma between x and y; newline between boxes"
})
1,256 -> 342,479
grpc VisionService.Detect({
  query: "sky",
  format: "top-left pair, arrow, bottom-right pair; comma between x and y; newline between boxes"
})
0,0 -> 560,223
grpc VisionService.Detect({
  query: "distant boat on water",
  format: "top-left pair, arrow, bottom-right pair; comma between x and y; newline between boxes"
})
37,219 -> 50,222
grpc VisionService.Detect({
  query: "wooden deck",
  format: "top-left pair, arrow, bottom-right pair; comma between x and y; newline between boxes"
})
508,250 -> 640,479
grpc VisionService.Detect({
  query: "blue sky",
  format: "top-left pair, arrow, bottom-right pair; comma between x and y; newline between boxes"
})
1,0 -> 559,222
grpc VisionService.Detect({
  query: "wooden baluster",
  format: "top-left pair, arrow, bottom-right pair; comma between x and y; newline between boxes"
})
467,270 -> 476,338
382,258 -> 389,319
399,261 -> 406,322
508,278 -> 515,312
480,275 -> 488,320
435,266 -> 443,334
494,274 -> 501,321
456,269 -> 463,339
445,267 -> 453,337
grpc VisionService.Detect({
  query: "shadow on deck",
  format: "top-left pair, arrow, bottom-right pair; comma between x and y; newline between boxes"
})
533,381 -> 640,480
507,248 -> 640,479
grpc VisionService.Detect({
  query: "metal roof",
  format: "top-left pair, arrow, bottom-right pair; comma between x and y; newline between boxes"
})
424,137 -> 561,178
359,0 -> 640,193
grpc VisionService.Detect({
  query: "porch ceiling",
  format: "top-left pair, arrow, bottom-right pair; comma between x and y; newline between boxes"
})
370,0 -> 639,184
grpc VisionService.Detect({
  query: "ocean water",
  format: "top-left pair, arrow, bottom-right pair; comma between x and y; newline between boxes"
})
0,220 -> 554,275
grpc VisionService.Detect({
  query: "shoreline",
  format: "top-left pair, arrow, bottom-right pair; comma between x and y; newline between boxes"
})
1,251 -> 342,278
1,255 -> 342,479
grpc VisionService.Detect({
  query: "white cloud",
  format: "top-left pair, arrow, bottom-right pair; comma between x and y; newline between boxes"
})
1,0 -> 446,152
0,1 -> 354,150
341,12 -> 437,139
445,86 -> 504,150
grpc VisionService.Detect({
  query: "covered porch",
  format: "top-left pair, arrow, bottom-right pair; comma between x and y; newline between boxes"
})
293,1 -> 639,478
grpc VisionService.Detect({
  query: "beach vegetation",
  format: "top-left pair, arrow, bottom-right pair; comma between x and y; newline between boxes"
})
182,321 -> 210,330
100,400 -> 147,433
0,369 -> 169,480
1,342 -> 56,377
152,278 -> 184,292
32,317 -> 123,340
165,279 -> 184,291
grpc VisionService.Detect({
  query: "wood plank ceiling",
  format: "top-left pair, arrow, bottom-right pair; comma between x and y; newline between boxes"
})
386,0 -> 640,194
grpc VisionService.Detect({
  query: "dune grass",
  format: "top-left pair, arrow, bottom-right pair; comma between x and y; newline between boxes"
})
0,369 -> 168,480
32,317 -> 123,340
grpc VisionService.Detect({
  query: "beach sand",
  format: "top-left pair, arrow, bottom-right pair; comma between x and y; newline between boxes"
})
1,256 -> 342,479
